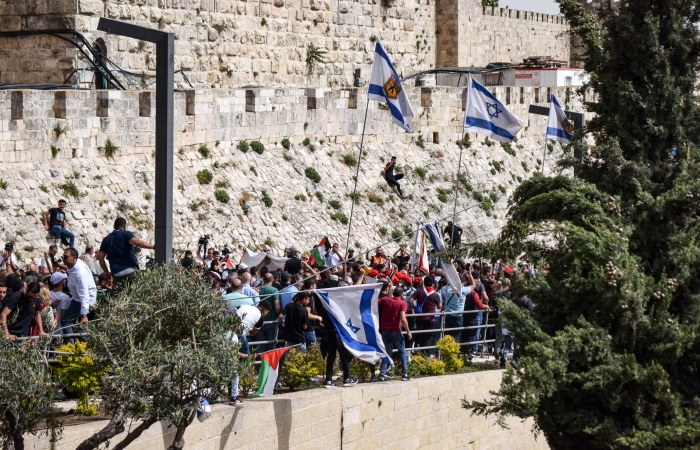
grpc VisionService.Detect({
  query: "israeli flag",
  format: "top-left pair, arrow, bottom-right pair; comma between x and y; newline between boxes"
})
423,222 -> 461,295
546,94 -> 574,144
464,75 -> 523,143
316,284 -> 391,365
368,40 -> 415,131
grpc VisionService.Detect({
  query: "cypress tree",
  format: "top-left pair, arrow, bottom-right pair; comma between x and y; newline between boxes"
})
464,1 -> 700,448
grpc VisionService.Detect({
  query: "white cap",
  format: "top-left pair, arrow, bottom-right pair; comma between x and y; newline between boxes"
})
50,272 -> 67,285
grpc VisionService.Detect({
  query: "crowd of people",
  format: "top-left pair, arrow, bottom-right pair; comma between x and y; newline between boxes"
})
0,198 -> 537,404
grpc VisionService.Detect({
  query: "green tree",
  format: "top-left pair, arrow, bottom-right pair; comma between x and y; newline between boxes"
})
481,0 -> 498,6
464,1 -> 700,449
76,265 -> 240,450
0,341 -> 59,450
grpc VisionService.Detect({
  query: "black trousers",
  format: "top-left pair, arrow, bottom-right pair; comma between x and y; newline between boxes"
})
385,174 -> 404,196
324,332 -> 351,382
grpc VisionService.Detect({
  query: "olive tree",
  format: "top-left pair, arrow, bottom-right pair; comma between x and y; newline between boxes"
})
77,265 -> 239,450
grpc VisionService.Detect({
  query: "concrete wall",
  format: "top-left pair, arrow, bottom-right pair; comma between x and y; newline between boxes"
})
0,85 -> 586,263
25,371 -> 550,450
0,0 -> 571,88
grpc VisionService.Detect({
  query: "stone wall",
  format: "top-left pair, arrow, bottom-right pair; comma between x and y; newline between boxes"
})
436,2 -> 570,69
0,85 -> 585,264
24,370 -> 550,450
0,0 -> 571,88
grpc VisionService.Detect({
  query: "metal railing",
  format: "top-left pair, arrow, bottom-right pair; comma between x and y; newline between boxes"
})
246,309 -> 496,360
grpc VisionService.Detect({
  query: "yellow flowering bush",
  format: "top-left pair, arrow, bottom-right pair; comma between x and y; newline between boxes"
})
54,341 -> 103,416
436,335 -> 464,372
408,355 -> 446,376
279,347 -> 321,389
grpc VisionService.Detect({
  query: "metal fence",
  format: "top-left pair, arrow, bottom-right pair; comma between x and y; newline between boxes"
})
246,309 -> 496,360
16,309 -> 497,364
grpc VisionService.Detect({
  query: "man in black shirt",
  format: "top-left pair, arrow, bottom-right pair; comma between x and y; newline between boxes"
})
284,247 -> 302,274
279,292 -> 310,347
443,221 -> 463,248
1,282 -> 45,340
384,156 -> 405,199
42,199 -> 75,248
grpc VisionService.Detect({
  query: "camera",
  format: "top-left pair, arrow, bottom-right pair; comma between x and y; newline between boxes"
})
198,235 -> 210,247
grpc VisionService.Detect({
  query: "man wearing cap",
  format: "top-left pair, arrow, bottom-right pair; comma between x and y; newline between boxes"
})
284,248 -> 302,275
98,217 -> 154,292
62,247 -> 97,343
0,243 -> 19,276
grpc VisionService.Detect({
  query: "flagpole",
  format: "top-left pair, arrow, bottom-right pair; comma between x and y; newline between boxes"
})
344,97 -> 370,254
451,94 -> 468,247
542,137 -> 547,174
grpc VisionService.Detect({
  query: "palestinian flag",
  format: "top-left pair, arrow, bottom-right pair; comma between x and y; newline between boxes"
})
252,346 -> 296,397
309,236 -> 331,267
224,255 -> 235,269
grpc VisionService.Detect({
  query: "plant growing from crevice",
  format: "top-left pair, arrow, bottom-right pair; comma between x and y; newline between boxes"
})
261,190 -> 273,207
250,140 -> 265,155
305,43 -> 327,73
98,138 -> 120,159
197,169 -> 213,185
305,167 -> 321,183
198,144 -> 210,158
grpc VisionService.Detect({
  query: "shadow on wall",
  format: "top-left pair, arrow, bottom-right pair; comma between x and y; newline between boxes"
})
216,398 -> 292,449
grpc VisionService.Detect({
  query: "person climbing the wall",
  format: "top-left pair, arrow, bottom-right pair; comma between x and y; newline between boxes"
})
384,156 -> 405,199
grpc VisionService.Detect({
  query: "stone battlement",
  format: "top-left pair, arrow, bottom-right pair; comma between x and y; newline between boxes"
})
482,5 -> 566,24
0,0 -> 575,89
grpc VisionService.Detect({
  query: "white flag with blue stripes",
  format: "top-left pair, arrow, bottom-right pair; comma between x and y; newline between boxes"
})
368,40 -> 415,131
464,76 -> 523,143
546,94 -> 574,144
316,283 -> 391,365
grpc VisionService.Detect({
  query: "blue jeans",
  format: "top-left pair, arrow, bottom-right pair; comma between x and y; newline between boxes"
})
472,312 -> 483,353
503,334 -> 519,362
380,331 -> 408,377
304,330 -> 317,349
61,300 -> 81,344
50,225 -> 75,248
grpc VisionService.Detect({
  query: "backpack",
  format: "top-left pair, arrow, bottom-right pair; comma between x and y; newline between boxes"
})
414,288 -> 432,314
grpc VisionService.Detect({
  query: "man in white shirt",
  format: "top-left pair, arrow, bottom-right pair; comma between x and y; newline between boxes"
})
324,243 -> 341,268
61,248 -> 97,343
80,244 -> 98,274
227,301 -> 270,405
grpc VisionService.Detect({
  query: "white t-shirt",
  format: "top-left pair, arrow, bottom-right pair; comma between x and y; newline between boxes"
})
51,291 -> 72,314
0,254 -> 19,269
236,304 -> 262,336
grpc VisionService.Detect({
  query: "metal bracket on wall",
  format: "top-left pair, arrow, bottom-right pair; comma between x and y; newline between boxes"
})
97,18 -> 174,264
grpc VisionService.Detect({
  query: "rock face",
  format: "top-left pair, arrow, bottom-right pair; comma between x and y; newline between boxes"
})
0,0 -> 569,88
0,85 -> 583,264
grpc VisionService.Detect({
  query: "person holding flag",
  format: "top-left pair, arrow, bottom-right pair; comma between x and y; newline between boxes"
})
315,283 -> 391,387
464,75 -> 523,143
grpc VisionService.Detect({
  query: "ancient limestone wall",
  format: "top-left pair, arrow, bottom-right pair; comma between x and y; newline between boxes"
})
436,2 -> 569,69
0,0 -> 571,88
25,370 -> 550,450
0,85 -> 585,264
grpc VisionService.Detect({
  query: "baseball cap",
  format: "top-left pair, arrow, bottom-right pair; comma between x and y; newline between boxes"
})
288,247 -> 299,254
238,263 -> 249,270
50,272 -> 67,285
4,243 -> 13,251
281,272 -> 291,283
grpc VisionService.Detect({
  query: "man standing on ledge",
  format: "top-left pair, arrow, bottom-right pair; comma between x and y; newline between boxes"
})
43,199 -> 75,248
384,156 -> 405,199
98,217 -> 155,292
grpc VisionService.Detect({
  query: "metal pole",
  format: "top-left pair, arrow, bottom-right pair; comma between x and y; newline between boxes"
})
542,138 -> 548,175
344,98 -> 371,254
154,33 -> 174,264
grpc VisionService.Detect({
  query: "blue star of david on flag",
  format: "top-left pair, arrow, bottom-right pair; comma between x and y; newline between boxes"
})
346,318 -> 361,333
486,101 -> 502,119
